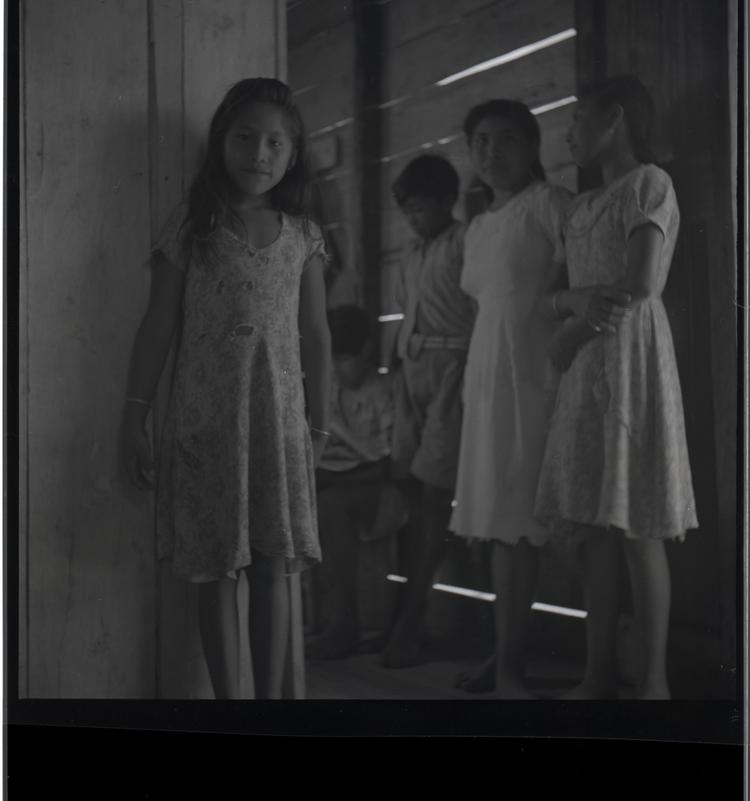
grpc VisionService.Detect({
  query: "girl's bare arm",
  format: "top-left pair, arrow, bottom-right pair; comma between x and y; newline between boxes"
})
121,254 -> 185,488
298,255 -> 332,461
615,222 -> 664,301
125,253 -> 185,413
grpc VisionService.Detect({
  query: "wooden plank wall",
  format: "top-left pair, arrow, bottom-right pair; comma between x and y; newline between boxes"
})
576,0 -> 737,680
377,0 -> 577,365
20,0 -> 287,698
288,0 -> 362,308
21,0 -> 155,697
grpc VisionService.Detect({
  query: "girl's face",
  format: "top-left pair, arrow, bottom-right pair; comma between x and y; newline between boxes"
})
222,101 -> 296,200
399,195 -> 454,240
469,115 -> 537,193
566,99 -> 613,168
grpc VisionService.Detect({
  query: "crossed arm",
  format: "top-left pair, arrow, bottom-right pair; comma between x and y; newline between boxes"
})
541,223 -> 665,371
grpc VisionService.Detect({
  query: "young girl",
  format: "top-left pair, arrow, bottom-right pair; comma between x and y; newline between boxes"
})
121,78 -> 332,699
535,75 -> 698,700
449,100 -> 573,698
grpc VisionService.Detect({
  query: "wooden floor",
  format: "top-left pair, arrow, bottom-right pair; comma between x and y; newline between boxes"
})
306,645 -> 588,700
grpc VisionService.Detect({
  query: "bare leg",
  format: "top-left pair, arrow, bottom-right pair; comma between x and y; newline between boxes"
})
308,487 -> 359,659
623,538 -> 671,699
381,483 -> 453,668
490,539 -> 539,699
564,526 -> 620,699
246,553 -> 289,699
198,578 -> 241,699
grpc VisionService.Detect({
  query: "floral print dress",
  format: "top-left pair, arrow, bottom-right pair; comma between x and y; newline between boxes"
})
153,206 -> 327,581
534,165 -> 698,540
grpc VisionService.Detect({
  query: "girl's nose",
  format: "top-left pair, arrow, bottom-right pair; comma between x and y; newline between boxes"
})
249,139 -> 268,162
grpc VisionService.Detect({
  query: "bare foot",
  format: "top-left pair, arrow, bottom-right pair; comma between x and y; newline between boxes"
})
455,656 -> 496,693
306,628 -> 358,660
562,678 -> 618,700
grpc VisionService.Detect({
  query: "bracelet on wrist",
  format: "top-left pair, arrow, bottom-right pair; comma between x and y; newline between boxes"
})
310,427 -> 330,438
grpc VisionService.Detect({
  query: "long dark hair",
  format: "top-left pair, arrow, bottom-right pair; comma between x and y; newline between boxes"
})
182,77 -> 310,262
579,75 -> 657,164
463,99 -> 546,182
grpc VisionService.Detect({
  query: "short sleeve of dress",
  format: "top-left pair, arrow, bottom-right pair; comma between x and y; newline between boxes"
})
152,203 -> 189,271
303,221 -> 331,271
622,165 -> 677,241
533,183 -> 574,264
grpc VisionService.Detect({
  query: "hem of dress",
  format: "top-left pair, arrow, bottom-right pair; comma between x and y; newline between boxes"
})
450,528 -> 548,548
534,512 -> 698,542
159,547 -> 321,584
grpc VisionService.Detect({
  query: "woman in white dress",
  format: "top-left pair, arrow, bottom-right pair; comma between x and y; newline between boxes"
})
450,100 -> 573,698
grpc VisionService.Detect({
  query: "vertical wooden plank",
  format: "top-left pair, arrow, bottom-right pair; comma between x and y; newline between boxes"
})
23,0 -> 155,697
18,0 -> 29,699
722,0 -> 738,676
182,0 -> 279,178
150,0 -> 214,700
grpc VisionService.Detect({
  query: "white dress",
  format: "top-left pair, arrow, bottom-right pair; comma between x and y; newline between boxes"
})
450,181 -> 572,545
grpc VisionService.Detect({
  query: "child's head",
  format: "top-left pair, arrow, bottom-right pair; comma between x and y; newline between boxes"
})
567,75 -> 656,168
208,78 -> 307,208
392,155 -> 459,240
185,78 -> 309,257
464,100 -> 545,194
327,305 -> 373,389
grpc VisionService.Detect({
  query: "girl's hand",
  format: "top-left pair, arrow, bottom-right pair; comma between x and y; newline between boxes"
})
566,286 -> 632,333
121,411 -> 156,490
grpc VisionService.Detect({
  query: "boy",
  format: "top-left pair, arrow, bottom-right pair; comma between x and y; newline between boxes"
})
308,305 -> 407,659
383,154 -> 476,668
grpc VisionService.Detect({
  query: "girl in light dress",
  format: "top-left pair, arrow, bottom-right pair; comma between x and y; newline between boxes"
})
450,100 -> 573,698
121,78 -> 331,699
535,76 -> 698,700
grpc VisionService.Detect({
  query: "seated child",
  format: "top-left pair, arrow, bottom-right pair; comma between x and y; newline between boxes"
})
307,305 -> 408,660
381,154 -> 476,668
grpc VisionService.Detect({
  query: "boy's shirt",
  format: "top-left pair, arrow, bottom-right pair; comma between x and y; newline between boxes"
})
319,367 -> 394,473
393,219 -> 476,360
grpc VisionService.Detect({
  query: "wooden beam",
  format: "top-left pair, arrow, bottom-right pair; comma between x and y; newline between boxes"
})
380,41 -> 576,162
383,0 -> 573,100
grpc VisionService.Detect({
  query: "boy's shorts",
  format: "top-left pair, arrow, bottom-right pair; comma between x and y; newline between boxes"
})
391,341 -> 466,491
